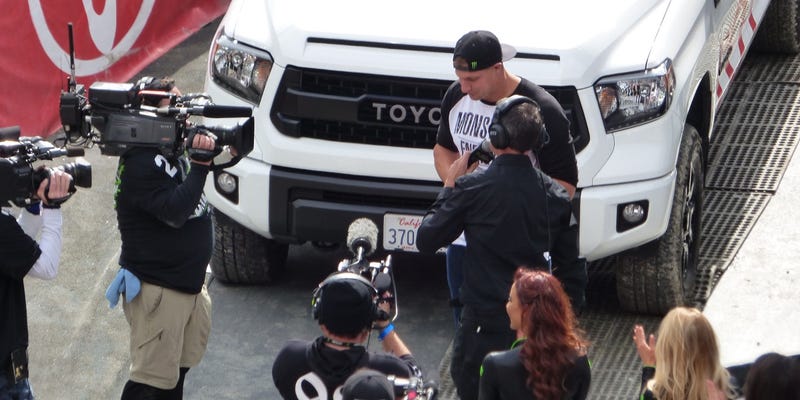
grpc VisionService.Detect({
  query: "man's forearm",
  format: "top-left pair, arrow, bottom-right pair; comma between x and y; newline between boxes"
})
380,328 -> 411,358
433,144 -> 459,182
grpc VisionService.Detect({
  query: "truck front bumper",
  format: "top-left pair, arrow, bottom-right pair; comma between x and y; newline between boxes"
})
577,169 -> 676,261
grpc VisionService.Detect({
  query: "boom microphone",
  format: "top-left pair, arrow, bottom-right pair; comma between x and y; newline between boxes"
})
45,147 -> 85,158
66,147 -> 85,157
156,104 -> 252,118
346,218 -> 379,257
201,105 -> 253,118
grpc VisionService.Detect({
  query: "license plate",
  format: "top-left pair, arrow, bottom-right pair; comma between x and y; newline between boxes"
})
383,213 -> 424,252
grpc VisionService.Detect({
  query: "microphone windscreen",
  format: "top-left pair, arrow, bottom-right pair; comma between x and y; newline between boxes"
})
346,218 -> 379,256
201,105 -> 253,118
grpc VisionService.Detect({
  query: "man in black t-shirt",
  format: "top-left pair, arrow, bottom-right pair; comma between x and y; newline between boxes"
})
272,272 -> 420,400
434,30 -> 586,325
105,78 -> 217,400
1,171 -> 72,399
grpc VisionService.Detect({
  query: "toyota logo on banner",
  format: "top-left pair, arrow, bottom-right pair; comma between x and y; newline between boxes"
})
0,1 -> 227,136
29,0 -> 155,77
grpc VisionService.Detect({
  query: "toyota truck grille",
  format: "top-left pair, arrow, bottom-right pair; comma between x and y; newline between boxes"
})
270,66 -> 589,152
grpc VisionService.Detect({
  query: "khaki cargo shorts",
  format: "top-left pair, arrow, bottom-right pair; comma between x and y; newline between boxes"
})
122,281 -> 212,389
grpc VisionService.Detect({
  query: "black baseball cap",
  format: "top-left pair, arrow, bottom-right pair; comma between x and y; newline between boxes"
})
453,30 -> 517,72
316,276 -> 375,336
341,369 -> 395,400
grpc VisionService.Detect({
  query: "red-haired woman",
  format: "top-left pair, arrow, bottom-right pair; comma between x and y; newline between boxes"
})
479,268 -> 591,399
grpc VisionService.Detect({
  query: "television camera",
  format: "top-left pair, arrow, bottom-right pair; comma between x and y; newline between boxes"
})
0,125 -> 91,207
57,24 -> 253,168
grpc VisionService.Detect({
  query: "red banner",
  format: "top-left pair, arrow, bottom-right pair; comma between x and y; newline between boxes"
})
0,0 -> 229,137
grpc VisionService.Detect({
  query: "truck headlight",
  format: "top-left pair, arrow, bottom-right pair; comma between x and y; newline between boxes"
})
594,59 -> 674,132
210,34 -> 273,104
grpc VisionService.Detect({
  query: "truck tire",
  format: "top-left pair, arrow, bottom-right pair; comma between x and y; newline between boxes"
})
616,124 -> 704,315
753,0 -> 800,54
210,209 -> 289,284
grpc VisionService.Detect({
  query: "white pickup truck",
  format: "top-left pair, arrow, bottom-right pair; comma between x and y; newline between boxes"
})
201,0 -> 799,314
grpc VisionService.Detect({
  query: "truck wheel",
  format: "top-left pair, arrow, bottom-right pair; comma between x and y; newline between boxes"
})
210,209 -> 289,284
753,0 -> 800,54
616,124 -> 704,315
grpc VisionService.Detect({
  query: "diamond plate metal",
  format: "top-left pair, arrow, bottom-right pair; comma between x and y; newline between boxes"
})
434,52 -> 800,400
736,54 -> 800,82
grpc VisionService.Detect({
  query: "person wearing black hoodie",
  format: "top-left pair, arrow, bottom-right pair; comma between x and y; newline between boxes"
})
272,272 -> 420,400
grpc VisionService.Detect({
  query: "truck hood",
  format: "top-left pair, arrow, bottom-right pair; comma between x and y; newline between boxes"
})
223,0 -> 671,88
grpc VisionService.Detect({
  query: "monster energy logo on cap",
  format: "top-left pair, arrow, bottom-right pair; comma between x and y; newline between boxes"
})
453,30 -> 517,72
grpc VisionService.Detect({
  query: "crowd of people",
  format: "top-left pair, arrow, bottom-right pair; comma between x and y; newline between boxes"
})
3,30 -> 799,400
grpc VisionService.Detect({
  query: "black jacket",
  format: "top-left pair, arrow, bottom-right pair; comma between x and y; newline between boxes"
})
639,367 -> 656,399
479,345 -> 591,400
114,148 -> 212,294
0,211 -> 40,369
417,154 -> 577,313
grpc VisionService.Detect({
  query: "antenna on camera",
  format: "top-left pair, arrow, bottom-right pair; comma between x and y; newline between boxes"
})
67,23 -> 77,93
60,23 -> 87,142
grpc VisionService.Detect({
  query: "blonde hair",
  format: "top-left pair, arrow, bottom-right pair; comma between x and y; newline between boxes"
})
651,307 -> 735,400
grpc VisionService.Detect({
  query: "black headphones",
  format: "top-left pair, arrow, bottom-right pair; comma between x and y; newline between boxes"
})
311,272 -> 380,325
489,94 -> 549,151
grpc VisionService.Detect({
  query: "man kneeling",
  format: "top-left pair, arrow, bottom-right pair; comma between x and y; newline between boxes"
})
272,272 -> 420,399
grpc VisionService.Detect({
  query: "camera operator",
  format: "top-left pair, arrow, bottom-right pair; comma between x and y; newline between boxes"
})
1,170 -> 73,399
104,77 -> 214,400
272,272 -> 421,400
417,96 -> 580,400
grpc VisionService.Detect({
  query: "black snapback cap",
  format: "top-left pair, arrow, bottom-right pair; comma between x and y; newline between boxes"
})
453,30 -> 517,72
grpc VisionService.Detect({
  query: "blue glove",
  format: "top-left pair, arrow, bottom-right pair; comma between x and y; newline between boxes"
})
105,269 -> 141,308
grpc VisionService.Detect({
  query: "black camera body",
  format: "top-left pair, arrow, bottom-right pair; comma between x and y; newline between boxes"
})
387,375 -> 438,400
0,126 -> 91,207
84,82 -> 181,156
60,80 -> 254,168
467,139 -> 495,166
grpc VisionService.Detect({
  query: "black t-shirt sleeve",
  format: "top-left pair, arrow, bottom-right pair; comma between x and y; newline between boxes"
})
120,150 -> 210,228
436,81 -> 462,151
0,213 -> 41,280
516,79 -> 579,186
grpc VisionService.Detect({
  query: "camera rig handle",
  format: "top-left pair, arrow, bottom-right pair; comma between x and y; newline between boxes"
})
185,132 -> 220,163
